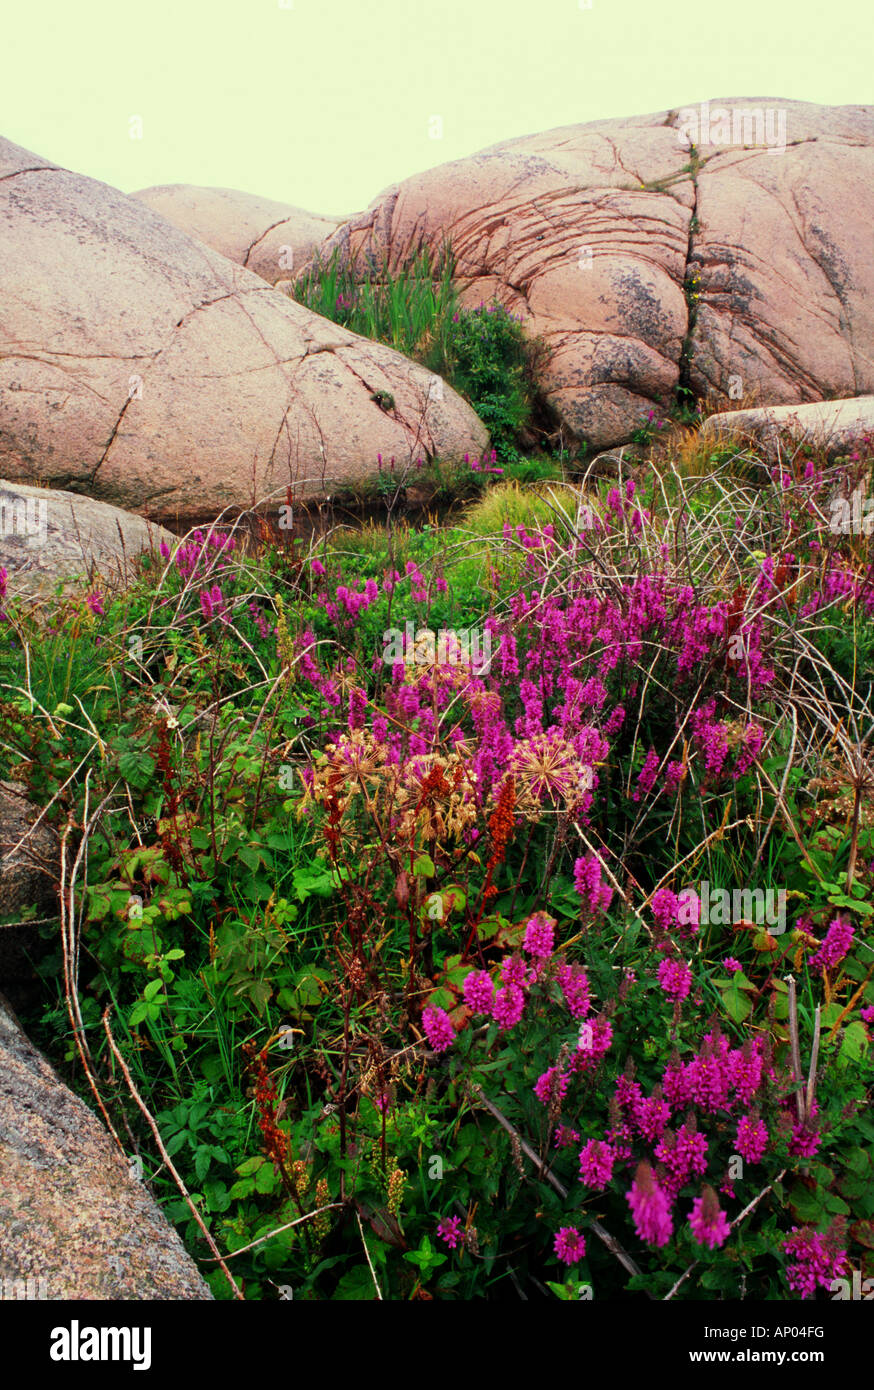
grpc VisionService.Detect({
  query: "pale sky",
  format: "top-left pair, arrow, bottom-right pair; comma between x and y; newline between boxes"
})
4,0 -> 871,217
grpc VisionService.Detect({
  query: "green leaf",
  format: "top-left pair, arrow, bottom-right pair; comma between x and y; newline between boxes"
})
333,1266 -> 379,1300
413,853 -> 436,878
788,1184 -> 823,1222
828,893 -> 873,915
721,987 -> 752,1022
118,749 -> 156,789
823,1193 -> 851,1215
255,1164 -> 278,1194
228,1178 -> 255,1199
428,987 -> 454,1011
546,1280 -> 575,1300
87,888 -> 113,922
235,845 -> 264,872
838,1021 -> 870,1066
291,865 -> 335,902
235,1156 -> 266,1177
203,1179 -> 231,1213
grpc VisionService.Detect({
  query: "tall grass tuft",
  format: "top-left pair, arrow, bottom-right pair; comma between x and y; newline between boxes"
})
292,245 -> 458,360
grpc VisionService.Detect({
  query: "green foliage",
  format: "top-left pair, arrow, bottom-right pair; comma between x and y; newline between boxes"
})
293,247 -> 543,464
425,300 -> 535,461
292,246 -> 458,362
3,429 -> 873,1302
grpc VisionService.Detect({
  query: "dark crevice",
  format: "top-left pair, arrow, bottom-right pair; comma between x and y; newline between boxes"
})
0,165 -> 55,185
88,394 -> 136,482
242,218 -> 292,270
675,145 -> 701,412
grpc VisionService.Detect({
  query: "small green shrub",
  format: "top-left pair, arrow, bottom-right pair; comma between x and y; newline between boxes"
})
426,300 -> 535,462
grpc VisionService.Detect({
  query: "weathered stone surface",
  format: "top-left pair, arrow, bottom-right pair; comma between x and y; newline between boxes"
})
0,991 -> 214,1299
703,395 -> 874,458
316,99 -> 874,449
0,137 -> 487,527
132,183 -> 340,284
0,780 -> 57,921
0,781 -> 59,1010
0,480 -> 175,597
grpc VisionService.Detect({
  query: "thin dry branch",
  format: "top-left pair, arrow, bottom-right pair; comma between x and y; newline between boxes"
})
102,1008 -> 245,1300
469,1083 -> 647,1291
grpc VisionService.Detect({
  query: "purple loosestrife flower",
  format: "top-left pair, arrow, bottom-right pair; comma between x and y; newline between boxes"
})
633,749 -> 660,801
632,1091 -> 670,1143
573,855 -> 613,920
657,957 -> 692,1001
723,957 -> 742,974
500,954 -> 529,987
347,686 -> 367,732
200,584 -> 228,622
554,1125 -> 580,1149
675,888 -> 700,935
788,1102 -> 821,1159
615,1074 -> 643,1112
729,1040 -> 765,1106
553,1227 -> 586,1264
662,1054 -> 691,1110
651,887 -> 678,931
578,1139 -> 616,1190
422,1006 -> 455,1053
808,916 -> 854,971
735,1113 -> 768,1164
556,962 -> 591,1020
436,1216 -> 464,1250
626,1162 -> 673,1248
688,1187 -> 731,1251
686,1034 -> 733,1113
694,716 -> 730,778
572,1014 -> 613,1071
663,760 -> 686,795
86,591 -> 105,617
655,1122 -> 708,1190
492,983 -> 525,1030
604,704 -> 625,735
782,1226 -> 847,1299
523,912 -> 555,958
534,1065 -> 569,1106
861,1005 -> 874,1025
463,969 -> 495,1014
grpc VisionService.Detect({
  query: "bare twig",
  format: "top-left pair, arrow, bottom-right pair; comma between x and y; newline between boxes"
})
356,1209 -> 384,1300
58,786 -> 125,1154
664,1169 -> 787,1301
469,1084 -> 647,1291
785,975 -> 806,1123
806,1005 -> 821,1118
205,1204 -> 345,1262
102,1008 -> 245,1300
